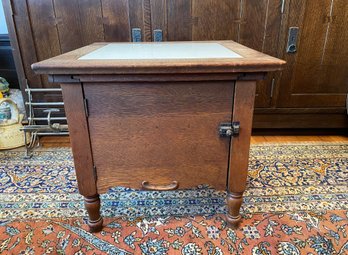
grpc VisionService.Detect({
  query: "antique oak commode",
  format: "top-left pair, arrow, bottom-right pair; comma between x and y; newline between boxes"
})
32,41 -> 285,232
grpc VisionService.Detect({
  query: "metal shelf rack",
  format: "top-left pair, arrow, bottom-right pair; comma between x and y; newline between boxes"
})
21,86 -> 69,158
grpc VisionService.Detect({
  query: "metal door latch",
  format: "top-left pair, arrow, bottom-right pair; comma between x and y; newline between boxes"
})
219,122 -> 240,137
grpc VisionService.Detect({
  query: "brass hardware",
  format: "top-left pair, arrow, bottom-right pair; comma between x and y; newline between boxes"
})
141,181 -> 179,191
219,122 -> 240,137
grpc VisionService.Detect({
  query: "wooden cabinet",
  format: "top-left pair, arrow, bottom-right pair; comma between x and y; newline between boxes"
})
277,0 -> 348,108
32,41 -> 284,232
254,0 -> 348,128
3,0 -> 348,128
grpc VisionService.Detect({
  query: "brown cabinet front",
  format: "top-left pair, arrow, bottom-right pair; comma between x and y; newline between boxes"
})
84,82 -> 234,193
277,0 -> 348,108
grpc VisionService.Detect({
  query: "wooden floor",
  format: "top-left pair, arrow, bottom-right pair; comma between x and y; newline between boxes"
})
251,135 -> 348,144
39,135 -> 348,148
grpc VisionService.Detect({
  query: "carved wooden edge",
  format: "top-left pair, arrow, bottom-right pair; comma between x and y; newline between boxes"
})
226,81 -> 257,226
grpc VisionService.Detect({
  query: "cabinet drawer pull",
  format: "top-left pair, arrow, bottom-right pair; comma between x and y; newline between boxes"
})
141,181 -> 179,191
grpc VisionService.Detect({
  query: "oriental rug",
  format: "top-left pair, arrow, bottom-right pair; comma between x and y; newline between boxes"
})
0,142 -> 347,254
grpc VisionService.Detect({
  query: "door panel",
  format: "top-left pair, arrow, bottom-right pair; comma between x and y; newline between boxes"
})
191,0 -> 240,41
101,0 -> 131,42
53,0 -> 104,53
240,0 -> 283,107
277,0 -> 348,108
167,0 -> 192,41
84,82 -> 233,193
320,0 -> 348,94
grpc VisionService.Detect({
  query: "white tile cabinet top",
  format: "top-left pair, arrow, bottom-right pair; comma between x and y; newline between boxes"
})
79,43 -> 243,60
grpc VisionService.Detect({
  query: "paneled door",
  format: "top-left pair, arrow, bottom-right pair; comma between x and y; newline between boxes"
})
277,0 -> 348,108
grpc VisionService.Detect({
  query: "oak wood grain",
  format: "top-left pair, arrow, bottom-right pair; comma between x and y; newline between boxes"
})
320,0 -> 348,94
54,0 -> 84,53
227,80 -> 256,225
277,0 -> 348,108
128,0 -> 145,41
54,0 -> 104,52
101,0 -> 130,42
167,0 -> 192,41
142,0 -> 152,42
192,0 -> 240,41
83,82 -> 234,193
256,0 -> 283,108
60,83 -> 97,196
150,0 -> 167,41
8,0 -> 42,89
27,0 -> 61,89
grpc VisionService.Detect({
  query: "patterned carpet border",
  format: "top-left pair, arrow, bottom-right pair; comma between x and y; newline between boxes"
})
0,142 -> 348,254
0,142 -> 347,220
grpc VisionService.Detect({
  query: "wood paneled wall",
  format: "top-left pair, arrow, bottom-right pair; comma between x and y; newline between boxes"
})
3,0 -> 348,128
277,0 -> 348,108
4,0 -> 282,103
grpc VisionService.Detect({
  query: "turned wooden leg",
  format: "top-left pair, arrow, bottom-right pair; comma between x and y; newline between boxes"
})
226,192 -> 243,228
84,194 -> 103,233
226,81 -> 256,228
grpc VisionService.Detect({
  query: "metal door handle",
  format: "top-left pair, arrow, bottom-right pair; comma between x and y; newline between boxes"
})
141,181 -> 179,191
286,27 -> 299,53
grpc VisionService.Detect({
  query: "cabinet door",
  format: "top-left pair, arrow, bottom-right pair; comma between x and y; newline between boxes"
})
277,0 -> 348,108
84,82 -> 233,193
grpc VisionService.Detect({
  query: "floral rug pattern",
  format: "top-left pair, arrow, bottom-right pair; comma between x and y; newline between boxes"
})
0,143 -> 347,254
